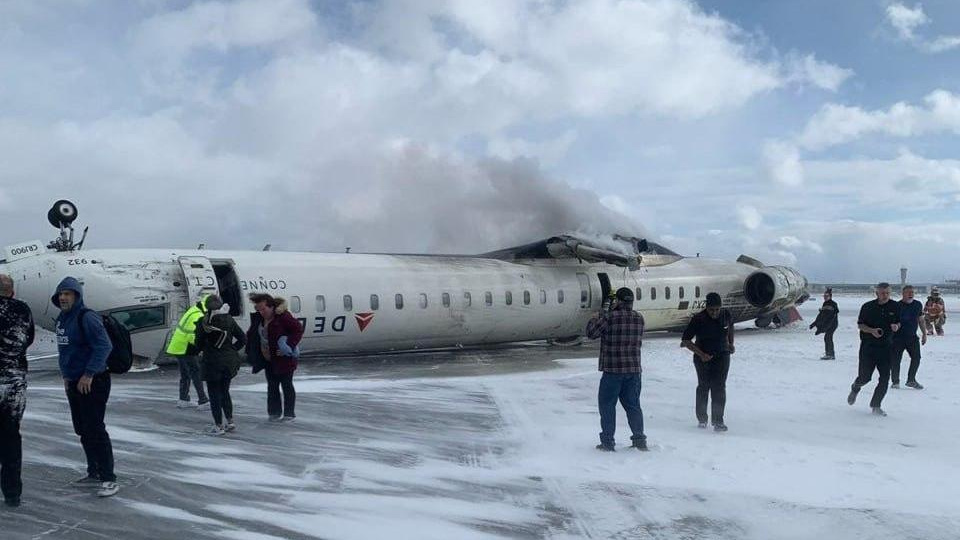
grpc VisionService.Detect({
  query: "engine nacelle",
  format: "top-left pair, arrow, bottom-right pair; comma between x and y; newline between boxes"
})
744,266 -> 808,311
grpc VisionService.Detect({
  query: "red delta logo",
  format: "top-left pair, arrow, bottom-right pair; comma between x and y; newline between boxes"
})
355,312 -> 375,332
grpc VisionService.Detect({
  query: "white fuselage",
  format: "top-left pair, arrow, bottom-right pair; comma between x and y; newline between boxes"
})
3,248 -> 804,361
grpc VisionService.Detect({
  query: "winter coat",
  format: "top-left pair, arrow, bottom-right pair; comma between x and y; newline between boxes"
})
245,298 -> 304,375
0,295 -> 34,422
810,300 -> 839,335
50,277 -> 112,381
195,312 -> 246,382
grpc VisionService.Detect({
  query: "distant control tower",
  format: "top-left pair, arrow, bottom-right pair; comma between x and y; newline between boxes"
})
901,267 -> 908,287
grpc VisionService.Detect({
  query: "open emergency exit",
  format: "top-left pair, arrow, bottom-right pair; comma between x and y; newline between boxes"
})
177,256 -> 243,316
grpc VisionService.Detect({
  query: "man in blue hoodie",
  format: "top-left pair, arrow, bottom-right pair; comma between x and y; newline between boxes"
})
52,277 -> 118,498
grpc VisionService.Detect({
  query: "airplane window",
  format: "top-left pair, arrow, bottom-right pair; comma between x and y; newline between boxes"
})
108,306 -> 165,333
464,292 -> 472,307
291,296 -> 302,313
485,292 -> 493,306
395,294 -> 404,310
557,290 -> 564,304
343,295 -> 353,312
665,287 -> 671,300
636,287 -> 642,301
316,295 -> 325,313
370,294 -> 379,311
679,287 -> 685,299
540,289 -> 547,304
442,292 -> 450,308
650,288 -> 657,300
523,290 -> 531,305
696,286 -> 701,298
505,291 -> 513,306
419,293 -> 428,309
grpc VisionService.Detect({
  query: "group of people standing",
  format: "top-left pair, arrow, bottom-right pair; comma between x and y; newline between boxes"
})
0,274 -> 305,508
166,292 -> 304,435
586,288 -> 734,452
585,280 -> 948,451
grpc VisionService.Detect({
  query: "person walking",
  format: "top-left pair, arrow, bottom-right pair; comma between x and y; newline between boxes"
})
847,283 -> 902,416
0,274 -> 34,507
810,288 -> 839,360
52,277 -> 119,497
246,293 -> 304,421
891,285 -> 925,390
166,295 -> 214,409
586,287 -> 647,452
681,292 -> 734,432
923,287 -> 946,336
195,297 -> 246,435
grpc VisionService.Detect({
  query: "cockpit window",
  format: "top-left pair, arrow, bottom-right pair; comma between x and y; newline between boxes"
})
109,306 -> 166,333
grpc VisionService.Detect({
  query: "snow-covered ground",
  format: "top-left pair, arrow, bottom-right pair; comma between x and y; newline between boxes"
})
8,295 -> 960,539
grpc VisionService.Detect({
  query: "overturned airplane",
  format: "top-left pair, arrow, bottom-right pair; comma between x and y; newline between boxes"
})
2,201 -> 808,367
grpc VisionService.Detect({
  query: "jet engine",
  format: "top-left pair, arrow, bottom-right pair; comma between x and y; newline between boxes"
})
743,265 -> 808,311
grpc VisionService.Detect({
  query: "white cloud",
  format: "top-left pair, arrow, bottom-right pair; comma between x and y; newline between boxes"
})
886,3 -> 928,41
783,53 -> 853,92
763,140 -> 804,186
885,2 -> 960,53
736,204 -> 763,230
798,89 -> 960,150
928,35 -> 960,53
773,235 -> 823,254
135,0 -> 318,58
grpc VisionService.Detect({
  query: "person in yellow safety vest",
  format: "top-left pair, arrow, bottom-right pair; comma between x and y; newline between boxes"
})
166,295 -> 218,409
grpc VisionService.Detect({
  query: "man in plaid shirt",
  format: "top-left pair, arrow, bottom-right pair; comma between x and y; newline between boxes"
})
586,287 -> 647,451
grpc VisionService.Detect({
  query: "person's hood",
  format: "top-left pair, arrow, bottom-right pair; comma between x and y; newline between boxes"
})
50,276 -> 85,312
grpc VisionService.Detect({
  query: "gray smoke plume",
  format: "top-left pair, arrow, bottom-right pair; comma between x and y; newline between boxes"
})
278,145 -> 646,254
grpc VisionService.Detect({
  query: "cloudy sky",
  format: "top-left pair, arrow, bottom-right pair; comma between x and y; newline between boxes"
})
1,0 -> 959,283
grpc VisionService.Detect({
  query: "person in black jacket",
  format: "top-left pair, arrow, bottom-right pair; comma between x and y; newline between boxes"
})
848,283 -> 901,416
0,275 -> 34,507
681,292 -> 735,432
810,288 -> 839,360
194,296 -> 246,435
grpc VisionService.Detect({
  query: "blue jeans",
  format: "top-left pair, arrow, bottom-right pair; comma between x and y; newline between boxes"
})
598,372 -> 645,447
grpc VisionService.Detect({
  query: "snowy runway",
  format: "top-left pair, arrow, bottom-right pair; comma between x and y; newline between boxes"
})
6,296 -> 960,539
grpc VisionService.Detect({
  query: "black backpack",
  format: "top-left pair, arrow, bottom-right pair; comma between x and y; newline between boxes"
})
79,308 -> 134,374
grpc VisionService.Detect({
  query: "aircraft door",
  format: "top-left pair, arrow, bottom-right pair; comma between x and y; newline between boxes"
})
597,273 -> 611,305
178,256 -> 220,307
577,273 -> 592,309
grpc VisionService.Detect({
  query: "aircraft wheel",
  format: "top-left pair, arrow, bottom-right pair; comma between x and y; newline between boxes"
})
549,336 -> 584,347
47,200 -> 78,227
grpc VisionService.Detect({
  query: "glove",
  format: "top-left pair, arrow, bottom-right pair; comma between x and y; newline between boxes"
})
277,336 -> 301,359
277,336 -> 295,357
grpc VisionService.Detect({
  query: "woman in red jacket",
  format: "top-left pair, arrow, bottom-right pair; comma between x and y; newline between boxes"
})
246,293 -> 304,421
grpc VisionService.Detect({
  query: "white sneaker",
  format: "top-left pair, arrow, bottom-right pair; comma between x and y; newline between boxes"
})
205,424 -> 226,436
176,400 -> 192,409
96,481 -> 119,497
224,421 -> 236,433
196,401 -> 210,411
